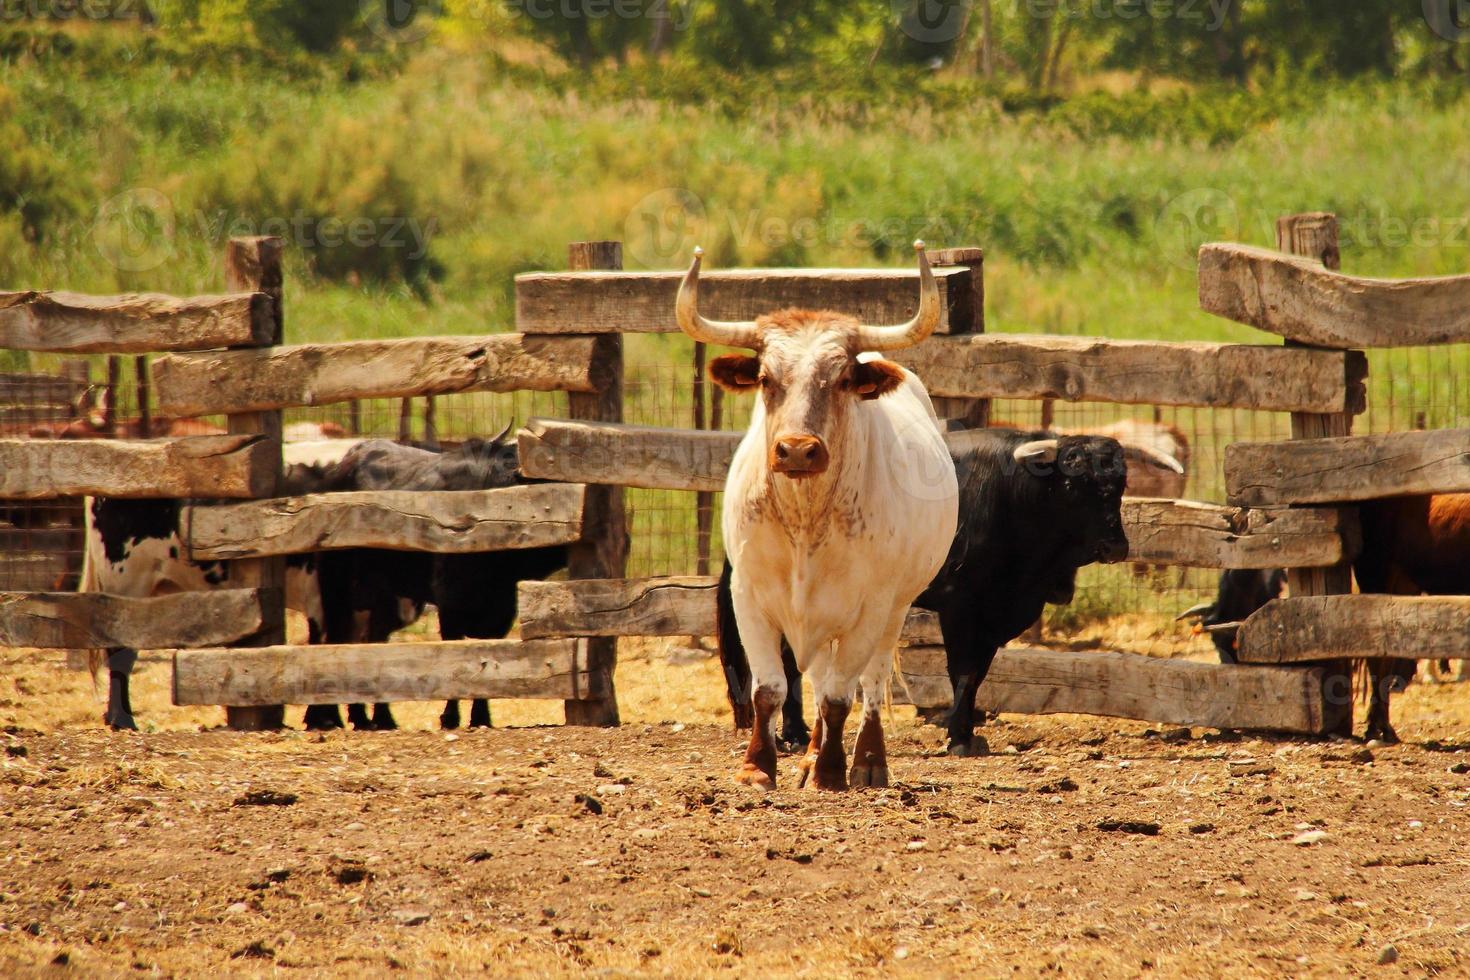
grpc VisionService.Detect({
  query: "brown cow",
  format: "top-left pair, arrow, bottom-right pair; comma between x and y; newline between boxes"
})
1354,493 -> 1470,743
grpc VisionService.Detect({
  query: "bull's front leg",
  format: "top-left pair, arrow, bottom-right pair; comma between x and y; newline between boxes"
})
795,660 -> 854,791
468,699 -> 492,728
304,705 -> 345,730
733,616 -> 786,791
104,648 -> 138,731
939,605 -> 995,757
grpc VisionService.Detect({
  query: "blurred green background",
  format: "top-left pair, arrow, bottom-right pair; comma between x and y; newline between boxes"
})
4,0 -> 1469,344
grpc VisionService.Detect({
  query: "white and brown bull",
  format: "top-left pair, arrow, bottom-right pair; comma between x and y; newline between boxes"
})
679,242 -> 958,791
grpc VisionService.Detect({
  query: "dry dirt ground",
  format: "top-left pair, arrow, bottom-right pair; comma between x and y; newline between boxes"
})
2,640 -> 1469,978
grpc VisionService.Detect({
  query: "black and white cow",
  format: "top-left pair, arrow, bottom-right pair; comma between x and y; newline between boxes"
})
718,427 -> 1150,757
83,459 -> 351,730
302,434 -> 569,732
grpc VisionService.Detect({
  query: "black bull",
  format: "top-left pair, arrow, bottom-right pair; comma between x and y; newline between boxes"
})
302,437 -> 568,731
718,428 -> 1131,756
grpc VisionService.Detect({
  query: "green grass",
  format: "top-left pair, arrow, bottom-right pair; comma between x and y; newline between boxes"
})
5,51 -> 1469,348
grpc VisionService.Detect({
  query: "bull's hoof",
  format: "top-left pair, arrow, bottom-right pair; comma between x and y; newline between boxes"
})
794,751 -> 817,788
1365,726 -> 1400,746
106,713 -> 138,732
848,763 -> 889,789
806,767 -> 848,792
735,763 -> 776,791
439,713 -> 460,731
946,735 -> 989,758
304,707 -> 345,731
802,755 -> 848,791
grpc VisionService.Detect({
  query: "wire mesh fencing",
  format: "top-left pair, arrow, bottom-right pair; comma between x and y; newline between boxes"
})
3,337 -> 1468,657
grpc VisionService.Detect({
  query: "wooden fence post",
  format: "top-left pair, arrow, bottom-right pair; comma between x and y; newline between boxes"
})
563,241 -> 627,727
909,247 -> 986,724
928,247 -> 987,428
102,356 -> 120,436
423,395 -> 438,448
133,356 -> 151,438
1277,212 -> 1354,736
221,236 -> 286,731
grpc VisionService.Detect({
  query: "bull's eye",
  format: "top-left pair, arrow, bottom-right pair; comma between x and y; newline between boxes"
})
758,374 -> 772,390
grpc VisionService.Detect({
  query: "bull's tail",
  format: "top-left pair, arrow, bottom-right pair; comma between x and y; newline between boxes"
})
716,560 -> 753,730
77,504 -> 106,701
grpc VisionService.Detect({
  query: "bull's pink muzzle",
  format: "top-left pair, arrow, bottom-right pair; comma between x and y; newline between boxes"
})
772,434 -> 830,477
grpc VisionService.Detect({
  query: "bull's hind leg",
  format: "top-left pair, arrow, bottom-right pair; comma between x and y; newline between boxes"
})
806,694 -> 852,791
440,700 -> 461,730
1365,658 -> 1413,744
794,711 -> 825,788
468,699 -> 492,728
849,670 -> 889,789
103,648 -> 138,731
303,705 -> 345,730
777,641 -> 810,753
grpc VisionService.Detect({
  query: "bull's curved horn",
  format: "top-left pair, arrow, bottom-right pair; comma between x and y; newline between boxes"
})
1135,446 -> 1185,475
1175,602 -> 1215,623
674,247 -> 761,350
853,240 -> 941,352
489,420 -> 515,445
1013,439 -> 1060,465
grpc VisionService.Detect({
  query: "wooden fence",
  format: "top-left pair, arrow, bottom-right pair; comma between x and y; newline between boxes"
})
1,213 -> 1467,735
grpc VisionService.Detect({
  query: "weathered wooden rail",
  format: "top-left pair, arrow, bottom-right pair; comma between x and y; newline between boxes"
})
183,483 -> 591,559
0,290 -> 273,353
0,589 -> 277,650
514,576 -> 1339,734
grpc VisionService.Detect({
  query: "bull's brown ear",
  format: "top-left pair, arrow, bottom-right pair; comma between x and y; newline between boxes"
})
709,354 -> 761,392
852,359 -> 906,400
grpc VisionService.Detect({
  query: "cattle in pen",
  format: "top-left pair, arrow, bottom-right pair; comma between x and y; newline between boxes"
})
301,432 -> 569,732
81,459 -> 352,730
718,426 -> 1144,758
